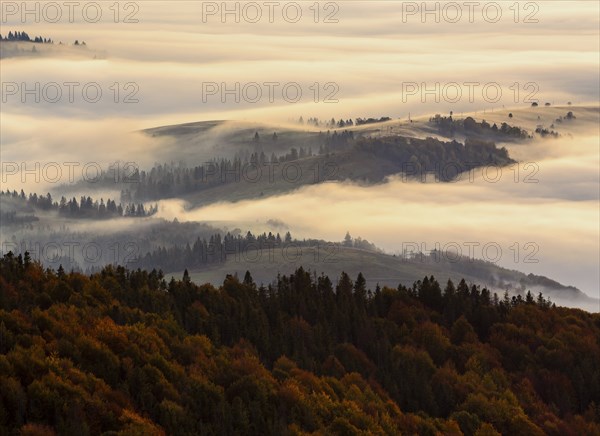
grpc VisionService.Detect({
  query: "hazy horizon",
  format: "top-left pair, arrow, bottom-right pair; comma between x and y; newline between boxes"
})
1,1 -> 598,305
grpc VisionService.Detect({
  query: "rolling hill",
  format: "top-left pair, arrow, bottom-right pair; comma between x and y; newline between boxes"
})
177,245 -> 598,312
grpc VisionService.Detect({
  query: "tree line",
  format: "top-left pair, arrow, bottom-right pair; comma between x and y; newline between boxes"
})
0,31 -> 85,46
0,190 -> 157,220
0,31 -> 53,43
354,135 -> 514,181
430,115 -> 530,139
296,116 -> 391,128
133,230 -> 378,273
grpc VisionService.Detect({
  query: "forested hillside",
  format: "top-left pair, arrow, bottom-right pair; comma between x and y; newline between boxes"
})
124,135 -> 513,204
1,253 -> 599,435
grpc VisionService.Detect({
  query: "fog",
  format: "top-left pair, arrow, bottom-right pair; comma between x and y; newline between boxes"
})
1,1 -> 598,304
1,1 -> 598,123
150,110 -> 599,300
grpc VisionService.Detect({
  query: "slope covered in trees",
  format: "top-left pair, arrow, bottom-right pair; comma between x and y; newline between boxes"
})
1,253 -> 599,435
120,135 -> 512,205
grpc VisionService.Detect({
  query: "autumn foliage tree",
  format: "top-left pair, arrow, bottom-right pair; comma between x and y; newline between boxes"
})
1,252 -> 599,435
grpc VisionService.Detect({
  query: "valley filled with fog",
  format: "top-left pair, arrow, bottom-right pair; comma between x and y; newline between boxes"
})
1,2 -> 598,309
3,3 -> 600,435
